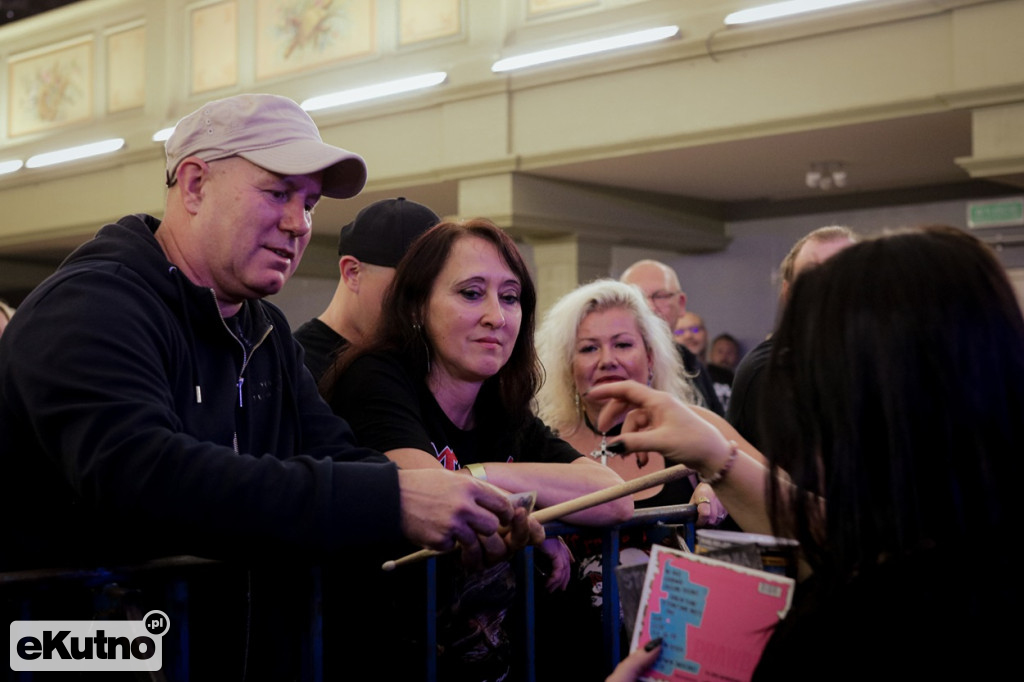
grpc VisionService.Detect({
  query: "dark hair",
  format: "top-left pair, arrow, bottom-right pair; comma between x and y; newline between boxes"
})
334,218 -> 540,427
711,333 -> 739,349
763,225 -> 1024,588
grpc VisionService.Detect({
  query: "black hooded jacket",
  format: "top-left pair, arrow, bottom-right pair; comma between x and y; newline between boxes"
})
0,214 -> 401,569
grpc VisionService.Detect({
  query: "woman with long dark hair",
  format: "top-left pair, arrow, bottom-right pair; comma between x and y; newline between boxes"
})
586,226 -> 1023,678
325,218 -> 631,681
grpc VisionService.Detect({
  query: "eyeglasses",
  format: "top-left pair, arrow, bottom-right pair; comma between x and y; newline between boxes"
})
646,290 -> 679,304
674,326 -> 702,335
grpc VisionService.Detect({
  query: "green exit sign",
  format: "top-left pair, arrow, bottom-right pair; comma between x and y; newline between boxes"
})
968,197 -> 1024,229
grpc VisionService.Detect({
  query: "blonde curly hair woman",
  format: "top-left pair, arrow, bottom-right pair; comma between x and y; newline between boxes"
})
536,278 -> 751,521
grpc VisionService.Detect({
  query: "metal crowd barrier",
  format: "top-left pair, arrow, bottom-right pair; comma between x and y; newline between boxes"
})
2,504 -> 696,681
512,504 -> 697,681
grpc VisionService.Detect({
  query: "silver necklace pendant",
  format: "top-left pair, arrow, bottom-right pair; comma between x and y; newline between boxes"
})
589,432 -> 611,466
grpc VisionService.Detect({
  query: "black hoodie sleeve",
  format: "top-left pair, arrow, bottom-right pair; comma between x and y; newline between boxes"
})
0,261 -> 402,563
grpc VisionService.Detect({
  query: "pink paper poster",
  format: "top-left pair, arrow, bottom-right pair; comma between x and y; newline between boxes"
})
632,545 -> 795,682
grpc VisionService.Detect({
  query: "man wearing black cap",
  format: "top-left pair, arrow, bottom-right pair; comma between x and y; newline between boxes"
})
295,197 -> 439,382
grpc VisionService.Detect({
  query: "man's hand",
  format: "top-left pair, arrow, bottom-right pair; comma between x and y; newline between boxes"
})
398,468 -> 515,552
504,508 -> 545,554
460,507 -> 546,570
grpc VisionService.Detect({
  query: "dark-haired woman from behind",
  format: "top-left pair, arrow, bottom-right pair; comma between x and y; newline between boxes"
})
586,225 -> 1024,679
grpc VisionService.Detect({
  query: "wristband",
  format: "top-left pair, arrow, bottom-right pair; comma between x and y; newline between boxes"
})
465,462 -> 488,483
698,441 -> 738,487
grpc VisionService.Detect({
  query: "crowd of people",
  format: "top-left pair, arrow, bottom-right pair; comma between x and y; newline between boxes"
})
1,92 -> 1020,680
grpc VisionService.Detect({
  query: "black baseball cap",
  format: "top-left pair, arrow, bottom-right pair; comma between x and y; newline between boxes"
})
337,197 -> 440,267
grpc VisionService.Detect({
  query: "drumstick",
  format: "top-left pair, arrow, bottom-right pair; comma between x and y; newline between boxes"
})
382,464 -> 695,571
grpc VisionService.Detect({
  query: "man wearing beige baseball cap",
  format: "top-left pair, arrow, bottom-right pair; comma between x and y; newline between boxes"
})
0,94 -> 538,675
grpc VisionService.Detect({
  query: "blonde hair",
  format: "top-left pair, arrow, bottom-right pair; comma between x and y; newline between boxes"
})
536,279 -> 697,434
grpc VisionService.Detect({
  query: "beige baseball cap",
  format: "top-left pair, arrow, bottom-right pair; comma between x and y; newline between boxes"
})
164,93 -> 367,199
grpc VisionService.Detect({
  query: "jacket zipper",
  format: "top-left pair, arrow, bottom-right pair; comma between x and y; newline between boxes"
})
214,293 -> 273,453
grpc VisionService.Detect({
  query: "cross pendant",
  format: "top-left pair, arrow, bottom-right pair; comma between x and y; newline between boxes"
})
590,433 -> 609,466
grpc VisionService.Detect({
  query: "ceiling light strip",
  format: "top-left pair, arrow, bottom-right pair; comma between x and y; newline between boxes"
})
300,71 -> 448,113
491,25 -> 680,73
725,0 -> 871,26
25,138 -> 126,169
0,159 -> 24,176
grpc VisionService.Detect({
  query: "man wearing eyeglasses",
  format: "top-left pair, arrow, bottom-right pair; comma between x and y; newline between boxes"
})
674,311 -> 707,361
620,260 -> 724,416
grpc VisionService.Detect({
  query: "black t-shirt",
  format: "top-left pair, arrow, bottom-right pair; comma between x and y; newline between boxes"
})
678,345 -> 725,416
726,338 -> 773,450
330,350 -> 581,468
329,349 -> 581,681
707,363 -> 735,413
293,317 -> 347,384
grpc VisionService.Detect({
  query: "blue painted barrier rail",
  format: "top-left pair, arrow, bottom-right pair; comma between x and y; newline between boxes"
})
2,504 -> 697,681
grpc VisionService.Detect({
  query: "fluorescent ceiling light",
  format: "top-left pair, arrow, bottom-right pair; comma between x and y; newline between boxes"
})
725,0 -> 871,25
301,72 -> 448,112
492,25 -> 680,73
0,159 -> 24,175
152,127 -> 174,143
26,138 -> 126,169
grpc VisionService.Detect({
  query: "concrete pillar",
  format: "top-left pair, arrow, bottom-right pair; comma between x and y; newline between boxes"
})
956,101 -> 1024,188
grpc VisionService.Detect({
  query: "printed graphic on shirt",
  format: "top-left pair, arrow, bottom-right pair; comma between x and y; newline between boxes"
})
430,442 -> 514,470
434,444 -> 458,470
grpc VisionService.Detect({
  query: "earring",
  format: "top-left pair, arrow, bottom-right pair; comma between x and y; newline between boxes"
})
647,368 -> 654,387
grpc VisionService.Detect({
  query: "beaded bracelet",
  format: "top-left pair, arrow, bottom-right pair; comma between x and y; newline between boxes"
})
697,440 -> 738,486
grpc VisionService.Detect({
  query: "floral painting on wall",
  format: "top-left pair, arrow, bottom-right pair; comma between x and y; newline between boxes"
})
8,37 -> 93,137
256,0 -> 375,81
